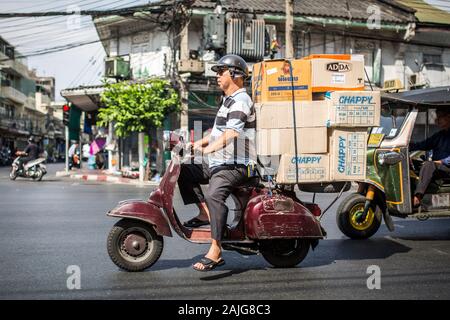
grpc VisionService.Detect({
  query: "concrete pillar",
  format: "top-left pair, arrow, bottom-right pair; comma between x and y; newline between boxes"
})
108,122 -> 114,172
285,0 -> 294,59
138,132 -> 145,182
179,23 -> 189,136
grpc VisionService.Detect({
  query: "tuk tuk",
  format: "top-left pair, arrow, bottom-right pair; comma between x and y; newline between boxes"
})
336,86 -> 450,239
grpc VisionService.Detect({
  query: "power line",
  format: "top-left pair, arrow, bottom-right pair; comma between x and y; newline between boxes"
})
0,0 -> 163,48
68,46 -> 105,88
0,0 -> 140,33
0,17 -> 165,62
0,1 -> 169,18
0,0 -> 101,25
0,0 -> 155,53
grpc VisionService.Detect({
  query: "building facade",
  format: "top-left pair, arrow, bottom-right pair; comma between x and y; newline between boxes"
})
91,0 -> 450,131
61,0 -> 450,175
0,36 -> 63,162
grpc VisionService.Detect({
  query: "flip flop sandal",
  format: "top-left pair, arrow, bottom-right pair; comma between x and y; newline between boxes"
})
183,217 -> 210,228
193,257 -> 225,272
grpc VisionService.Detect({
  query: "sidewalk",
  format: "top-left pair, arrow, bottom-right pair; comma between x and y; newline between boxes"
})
56,168 -> 159,186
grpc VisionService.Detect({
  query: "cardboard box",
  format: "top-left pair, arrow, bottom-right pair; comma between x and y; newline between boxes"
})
329,128 -> 368,181
255,101 -> 329,129
325,91 -> 381,127
257,127 -> 328,155
252,59 -> 312,103
310,57 -> 365,92
252,56 -> 364,102
276,153 -> 330,184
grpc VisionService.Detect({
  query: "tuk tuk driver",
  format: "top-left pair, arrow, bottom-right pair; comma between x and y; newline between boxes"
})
177,54 -> 256,271
410,109 -> 450,207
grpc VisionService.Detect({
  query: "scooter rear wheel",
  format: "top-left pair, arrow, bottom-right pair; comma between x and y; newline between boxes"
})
260,239 -> 310,268
107,219 -> 164,272
33,168 -> 44,181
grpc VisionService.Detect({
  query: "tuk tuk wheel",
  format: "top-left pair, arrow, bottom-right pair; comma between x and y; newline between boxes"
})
107,219 -> 164,272
336,193 -> 382,239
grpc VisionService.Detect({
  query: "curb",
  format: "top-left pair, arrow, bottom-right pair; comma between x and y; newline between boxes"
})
70,174 -> 159,185
56,171 -> 158,186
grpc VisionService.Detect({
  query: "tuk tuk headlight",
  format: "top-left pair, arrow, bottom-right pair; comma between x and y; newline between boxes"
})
378,151 -> 404,166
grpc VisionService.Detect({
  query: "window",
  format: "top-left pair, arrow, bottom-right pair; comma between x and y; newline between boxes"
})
423,54 -> 442,65
411,109 -> 440,144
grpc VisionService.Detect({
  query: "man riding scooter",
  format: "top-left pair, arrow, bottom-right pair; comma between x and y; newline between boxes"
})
177,54 -> 256,271
410,109 -> 450,207
16,136 -> 39,172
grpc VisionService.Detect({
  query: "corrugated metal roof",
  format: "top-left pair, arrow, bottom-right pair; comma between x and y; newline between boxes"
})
397,0 -> 450,25
192,0 -> 416,23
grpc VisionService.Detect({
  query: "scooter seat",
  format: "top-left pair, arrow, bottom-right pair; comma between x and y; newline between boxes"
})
234,176 -> 261,190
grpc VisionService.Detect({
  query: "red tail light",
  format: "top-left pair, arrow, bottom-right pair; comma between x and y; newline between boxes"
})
304,203 -> 321,217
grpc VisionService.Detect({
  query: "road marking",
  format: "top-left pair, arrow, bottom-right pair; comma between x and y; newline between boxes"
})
433,249 -> 449,256
394,224 -> 405,229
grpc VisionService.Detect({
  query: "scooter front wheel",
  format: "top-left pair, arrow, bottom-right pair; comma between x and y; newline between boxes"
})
9,167 -> 17,180
107,219 -> 164,272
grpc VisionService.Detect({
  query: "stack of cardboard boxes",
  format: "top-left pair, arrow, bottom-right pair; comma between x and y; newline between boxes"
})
252,54 -> 381,184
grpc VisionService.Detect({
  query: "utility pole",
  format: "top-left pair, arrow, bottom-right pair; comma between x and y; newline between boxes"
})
179,23 -> 189,138
285,0 -> 294,59
65,126 -> 69,173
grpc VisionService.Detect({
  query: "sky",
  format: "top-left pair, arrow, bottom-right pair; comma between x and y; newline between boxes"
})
1,0 -> 450,102
0,0 -> 154,101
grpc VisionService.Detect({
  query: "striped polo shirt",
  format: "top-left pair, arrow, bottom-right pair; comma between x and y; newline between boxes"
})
208,88 -> 256,168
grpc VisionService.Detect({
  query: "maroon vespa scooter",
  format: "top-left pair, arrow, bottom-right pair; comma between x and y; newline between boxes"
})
106,135 -> 325,271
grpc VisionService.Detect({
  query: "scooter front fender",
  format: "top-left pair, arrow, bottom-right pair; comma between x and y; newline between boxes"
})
107,200 -> 172,237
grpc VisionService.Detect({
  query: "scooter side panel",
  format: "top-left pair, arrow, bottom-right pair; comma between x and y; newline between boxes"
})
107,200 -> 172,237
245,195 -> 323,239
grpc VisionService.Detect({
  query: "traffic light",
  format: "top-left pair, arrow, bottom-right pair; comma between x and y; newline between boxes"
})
63,104 -> 70,126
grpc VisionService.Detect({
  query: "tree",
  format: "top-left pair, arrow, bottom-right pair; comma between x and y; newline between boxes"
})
98,78 -> 180,180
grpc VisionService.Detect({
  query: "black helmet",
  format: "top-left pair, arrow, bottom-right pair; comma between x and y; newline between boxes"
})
211,54 -> 249,79
28,136 -> 35,143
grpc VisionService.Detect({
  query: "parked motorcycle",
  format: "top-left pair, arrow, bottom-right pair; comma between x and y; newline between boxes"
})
10,156 -> 47,181
0,147 -> 12,166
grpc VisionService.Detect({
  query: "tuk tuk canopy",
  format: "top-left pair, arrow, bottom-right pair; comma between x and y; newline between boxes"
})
381,86 -> 450,108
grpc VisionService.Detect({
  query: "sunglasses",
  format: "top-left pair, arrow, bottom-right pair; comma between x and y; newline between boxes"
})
216,68 -> 229,76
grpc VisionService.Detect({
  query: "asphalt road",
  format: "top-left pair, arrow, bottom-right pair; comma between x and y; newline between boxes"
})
0,163 -> 449,300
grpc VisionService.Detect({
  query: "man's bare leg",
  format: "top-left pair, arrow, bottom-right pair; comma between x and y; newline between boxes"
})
193,239 -> 222,270
193,202 -> 210,221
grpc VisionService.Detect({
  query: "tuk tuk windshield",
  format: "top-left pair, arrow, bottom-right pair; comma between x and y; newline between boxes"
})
371,106 -> 408,139
411,108 -> 441,143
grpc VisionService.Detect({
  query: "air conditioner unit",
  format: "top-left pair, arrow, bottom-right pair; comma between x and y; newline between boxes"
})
409,73 -> 427,90
382,79 -> 403,92
105,56 -> 131,79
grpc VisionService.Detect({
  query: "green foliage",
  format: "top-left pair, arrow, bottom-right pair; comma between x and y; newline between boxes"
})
98,78 -> 180,137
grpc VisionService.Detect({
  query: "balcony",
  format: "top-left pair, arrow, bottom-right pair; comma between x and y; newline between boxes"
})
0,86 -> 27,105
1,58 -> 29,78
35,93 -> 51,114
41,94 -> 52,106
24,96 -> 36,110
0,50 -> 8,61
